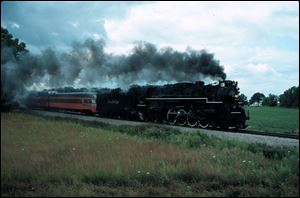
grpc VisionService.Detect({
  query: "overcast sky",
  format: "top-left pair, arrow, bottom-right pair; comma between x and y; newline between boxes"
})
1,1 -> 299,98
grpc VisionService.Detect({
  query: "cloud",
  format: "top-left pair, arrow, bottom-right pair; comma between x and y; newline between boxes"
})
1,1 -> 298,99
69,21 -> 80,28
104,1 -> 298,52
1,1 -> 145,52
11,22 -> 20,29
51,32 -> 59,37
247,63 -> 270,74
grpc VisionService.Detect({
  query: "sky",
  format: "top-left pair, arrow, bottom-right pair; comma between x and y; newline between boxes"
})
1,1 -> 299,99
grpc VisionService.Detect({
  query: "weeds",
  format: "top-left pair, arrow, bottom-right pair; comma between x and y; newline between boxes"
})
1,112 -> 299,197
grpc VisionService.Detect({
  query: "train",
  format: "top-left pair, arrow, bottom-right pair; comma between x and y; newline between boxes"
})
29,80 -> 249,129
29,92 -> 97,114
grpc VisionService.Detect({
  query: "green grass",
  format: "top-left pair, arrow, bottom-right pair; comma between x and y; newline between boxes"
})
245,106 -> 299,134
1,112 -> 299,197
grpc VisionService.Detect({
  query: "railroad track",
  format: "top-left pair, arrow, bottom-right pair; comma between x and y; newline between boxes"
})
151,120 -> 299,140
157,122 -> 299,140
222,128 -> 299,140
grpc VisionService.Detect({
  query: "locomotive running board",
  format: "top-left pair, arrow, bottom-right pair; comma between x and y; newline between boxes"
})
146,97 -> 223,104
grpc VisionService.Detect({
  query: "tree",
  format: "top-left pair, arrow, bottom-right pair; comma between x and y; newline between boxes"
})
1,27 -> 28,111
262,94 -> 278,107
239,93 -> 248,105
279,86 -> 299,108
249,92 -> 265,105
1,27 -> 28,58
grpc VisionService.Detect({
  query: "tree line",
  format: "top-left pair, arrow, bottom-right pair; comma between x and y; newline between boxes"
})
240,86 -> 299,108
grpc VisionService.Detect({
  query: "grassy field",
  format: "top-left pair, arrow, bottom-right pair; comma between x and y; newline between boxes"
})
245,106 -> 299,134
1,112 -> 299,197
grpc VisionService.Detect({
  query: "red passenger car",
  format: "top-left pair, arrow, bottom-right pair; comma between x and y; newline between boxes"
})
32,92 -> 97,114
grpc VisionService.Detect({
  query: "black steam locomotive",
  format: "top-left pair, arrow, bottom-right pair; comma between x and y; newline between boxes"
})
96,80 -> 249,129
30,80 -> 249,129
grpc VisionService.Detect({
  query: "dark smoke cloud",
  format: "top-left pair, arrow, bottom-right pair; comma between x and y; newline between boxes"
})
1,39 -> 226,105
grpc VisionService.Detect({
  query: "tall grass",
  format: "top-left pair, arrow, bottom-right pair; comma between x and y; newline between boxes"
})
1,112 -> 299,196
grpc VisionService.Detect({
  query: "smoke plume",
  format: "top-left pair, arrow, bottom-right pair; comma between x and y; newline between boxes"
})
1,39 -> 226,105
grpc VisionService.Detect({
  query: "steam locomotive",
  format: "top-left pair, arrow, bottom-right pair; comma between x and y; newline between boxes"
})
30,80 -> 249,129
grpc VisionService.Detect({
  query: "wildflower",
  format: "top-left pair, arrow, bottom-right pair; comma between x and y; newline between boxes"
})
288,150 -> 290,153
242,160 -> 246,163
137,171 -> 141,174
212,155 -> 216,158
146,172 -> 150,175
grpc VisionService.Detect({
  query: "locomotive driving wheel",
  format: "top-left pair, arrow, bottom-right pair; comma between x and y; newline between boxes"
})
167,108 -> 177,125
138,111 -> 145,121
177,109 -> 187,126
199,117 -> 209,128
187,110 -> 198,127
